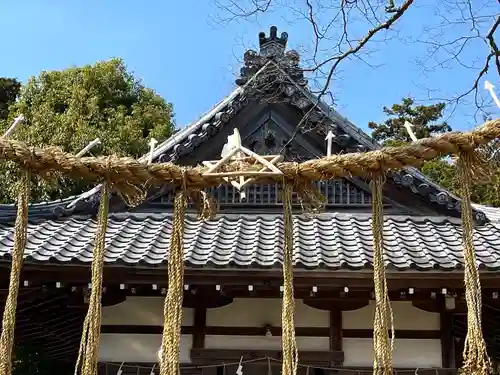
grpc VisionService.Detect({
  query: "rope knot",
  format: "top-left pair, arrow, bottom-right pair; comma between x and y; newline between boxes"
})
180,167 -> 188,194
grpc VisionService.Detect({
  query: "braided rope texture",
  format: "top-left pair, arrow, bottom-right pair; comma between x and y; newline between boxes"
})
0,118 -> 497,375
282,182 -> 299,375
0,172 -> 30,375
371,175 -> 395,375
159,190 -> 186,375
74,183 -> 110,375
0,119 -> 495,191
458,152 -> 491,375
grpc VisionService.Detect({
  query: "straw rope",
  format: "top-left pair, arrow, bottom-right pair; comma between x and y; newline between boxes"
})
0,117 -> 498,375
74,182 -> 110,375
371,174 -> 395,375
0,171 -> 30,375
458,152 -> 491,375
159,176 -> 188,375
281,181 -> 298,375
0,119 -> 497,190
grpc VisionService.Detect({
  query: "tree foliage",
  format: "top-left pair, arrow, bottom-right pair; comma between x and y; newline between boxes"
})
368,98 -> 451,146
0,58 -> 175,203
369,98 -> 500,207
0,77 -> 21,121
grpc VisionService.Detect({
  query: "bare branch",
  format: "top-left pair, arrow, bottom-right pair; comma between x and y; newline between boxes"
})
485,15 -> 500,77
305,0 -> 414,99
212,0 -> 499,135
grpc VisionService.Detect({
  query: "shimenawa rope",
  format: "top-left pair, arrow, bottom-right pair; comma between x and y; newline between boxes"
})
0,118 -> 498,375
458,152 -> 491,375
0,119 -> 497,190
282,181 -> 298,375
371,174 -> 395,375
0,171 -> 30,375
74,182 -> 110,375
159,172 -> 188,375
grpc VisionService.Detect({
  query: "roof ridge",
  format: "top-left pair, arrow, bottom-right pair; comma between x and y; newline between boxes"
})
268,61 -> 486,219
65,62 -> 273,210
64,87 -> 243,209
11,34 -> 491,222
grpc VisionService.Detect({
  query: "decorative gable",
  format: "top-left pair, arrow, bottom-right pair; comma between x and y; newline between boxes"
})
148,107 -> 376,211
59,26 -> 486,222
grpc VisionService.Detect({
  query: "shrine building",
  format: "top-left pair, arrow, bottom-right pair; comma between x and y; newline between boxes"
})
1,26 -> 500,375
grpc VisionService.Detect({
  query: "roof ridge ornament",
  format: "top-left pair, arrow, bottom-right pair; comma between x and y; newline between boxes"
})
259,26 -> 288,57
235,26 -> 306,88
202,128 -> 283,191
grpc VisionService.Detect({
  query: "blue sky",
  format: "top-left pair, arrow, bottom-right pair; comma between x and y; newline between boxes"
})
1,0 -> 498,133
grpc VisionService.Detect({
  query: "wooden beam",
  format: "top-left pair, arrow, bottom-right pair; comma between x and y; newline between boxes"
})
305,298 -> 369,311
100,325 -> 441,339
12,283 -> 500,308
11,264 -> 500,289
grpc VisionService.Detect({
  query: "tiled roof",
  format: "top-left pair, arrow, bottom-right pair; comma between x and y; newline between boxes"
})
0,196 -> 78,220
473,204 -> 500,223
64,57 -> 473,219
1,213 -> 500,271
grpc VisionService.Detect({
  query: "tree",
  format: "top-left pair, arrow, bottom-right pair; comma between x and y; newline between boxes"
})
0,77 -> 21,121
368,97 -> 451,146
213,0 -> 499,119
370,99 -> 500,207
0,58 -> 175,203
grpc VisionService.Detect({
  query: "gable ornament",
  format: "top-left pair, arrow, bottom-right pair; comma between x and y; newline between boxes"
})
202,128 -> 283,191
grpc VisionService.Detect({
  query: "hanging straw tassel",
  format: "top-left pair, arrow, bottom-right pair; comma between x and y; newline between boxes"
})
0,171 -> 30,375
159,179 -> 187,375
281,182 -> 298,375
371,174 -> 394,375
74,182 -> 110,375
457,152 -> 491,375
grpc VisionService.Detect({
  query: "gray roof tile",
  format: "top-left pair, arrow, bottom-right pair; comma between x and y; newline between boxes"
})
1,213 -> 500,270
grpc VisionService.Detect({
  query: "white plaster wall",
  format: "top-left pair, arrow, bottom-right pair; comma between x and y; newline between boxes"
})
205,298 -> 329,351
343,301 -> 442,368
342,301 -> 440,330
99,334 -> 192,363
343,338 -> 442,368
206,298 -> 329,327
101,296 -> 194,326
100,298 -> 443,368
205,335 -> 330,351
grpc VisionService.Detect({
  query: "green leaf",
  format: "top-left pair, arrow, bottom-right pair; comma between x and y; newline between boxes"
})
0,59 -> 176,203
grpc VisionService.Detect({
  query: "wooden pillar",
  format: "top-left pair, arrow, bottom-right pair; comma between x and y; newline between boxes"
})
187,305 -> 207,375
440,311 -> 454,369
192,304 -> 207,349
327,309 -> 342,375
329,309 -> 342,352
